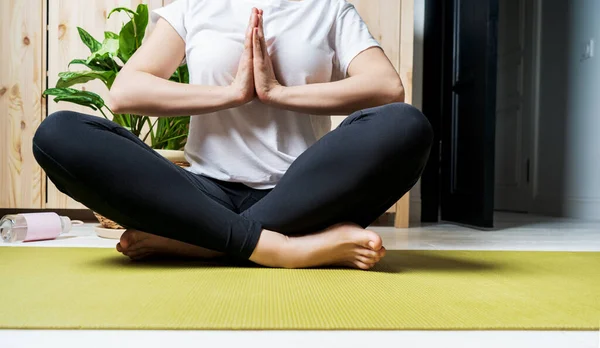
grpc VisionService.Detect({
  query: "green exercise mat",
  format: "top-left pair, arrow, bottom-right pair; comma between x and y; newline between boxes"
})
0,247 -> 598,330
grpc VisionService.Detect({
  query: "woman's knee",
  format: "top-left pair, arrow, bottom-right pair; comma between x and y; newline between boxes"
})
375,102 -> 434,154
33,110 -> 86,151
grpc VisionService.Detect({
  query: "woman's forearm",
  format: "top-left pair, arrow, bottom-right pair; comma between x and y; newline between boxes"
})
266,74 -> 405,115
107,70 -> 242,117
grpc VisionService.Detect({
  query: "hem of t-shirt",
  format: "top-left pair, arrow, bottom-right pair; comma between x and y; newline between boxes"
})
183,165 -> 278,190
241,182 -> 277,190
150,9 -> 187,65
340,40 -> 382,78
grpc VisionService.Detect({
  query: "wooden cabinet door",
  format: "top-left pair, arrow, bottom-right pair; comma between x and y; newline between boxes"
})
345,0 -> 414,225
44,0 -> 164,209
0,0 -> 45,209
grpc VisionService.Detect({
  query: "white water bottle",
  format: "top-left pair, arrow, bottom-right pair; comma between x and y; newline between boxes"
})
0,212 -> 83,243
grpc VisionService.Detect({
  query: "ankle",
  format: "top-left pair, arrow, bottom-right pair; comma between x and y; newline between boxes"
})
249,229 -> 294,268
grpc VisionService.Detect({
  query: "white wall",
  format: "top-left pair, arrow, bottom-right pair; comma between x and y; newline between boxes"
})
532,0 -> 600,219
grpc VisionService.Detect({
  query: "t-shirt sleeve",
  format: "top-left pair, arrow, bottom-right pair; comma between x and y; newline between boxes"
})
150,0 -> 188,65
330,1 -> 382,80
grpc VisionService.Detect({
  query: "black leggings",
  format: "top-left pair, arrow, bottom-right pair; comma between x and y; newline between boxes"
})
32,102 -> 433,259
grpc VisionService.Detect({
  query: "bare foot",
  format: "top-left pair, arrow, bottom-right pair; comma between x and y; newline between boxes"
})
117,229 -> 224,261
250,222 -> 386,270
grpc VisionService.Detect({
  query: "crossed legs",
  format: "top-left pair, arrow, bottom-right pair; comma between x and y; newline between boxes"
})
33,103 -> 432,269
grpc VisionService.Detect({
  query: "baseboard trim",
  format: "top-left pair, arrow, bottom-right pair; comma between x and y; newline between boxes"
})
560,197 -> 600,220
531,194 -> 600,220
0,209 -> 96,222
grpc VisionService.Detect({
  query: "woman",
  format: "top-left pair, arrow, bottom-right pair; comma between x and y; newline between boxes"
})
33,0 -> 433,269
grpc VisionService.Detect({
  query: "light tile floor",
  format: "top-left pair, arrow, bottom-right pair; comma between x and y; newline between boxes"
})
1,212 -> 599,348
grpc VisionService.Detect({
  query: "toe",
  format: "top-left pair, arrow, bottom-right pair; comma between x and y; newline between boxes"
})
119,229 -> 137,250
356,255 -> 376,266
357,248 -> 378,259
366,231 -> 383,251
120,229 -> 151,251
353,260 -> 372,270
126,247 -> 152,260
379,246 -> 387,258
353,228 -> 382,251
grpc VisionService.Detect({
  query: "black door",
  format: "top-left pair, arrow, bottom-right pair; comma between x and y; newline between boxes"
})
440,0 -> 499,227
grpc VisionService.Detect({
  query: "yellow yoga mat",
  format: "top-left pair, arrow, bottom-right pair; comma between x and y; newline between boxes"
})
0,247 -> 598,330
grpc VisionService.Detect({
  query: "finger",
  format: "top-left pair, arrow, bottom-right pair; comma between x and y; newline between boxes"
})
244,21 -> 253,57
241,13 -> 255,62
258,14 -> 264,38
253,28 -> 262,61
257,14 -> 269,58
247,12 -> 257,37
248,8 -> 259,35
251,8 -> 259,28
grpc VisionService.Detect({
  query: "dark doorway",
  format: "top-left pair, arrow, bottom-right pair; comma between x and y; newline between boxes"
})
421,0 -> 499,228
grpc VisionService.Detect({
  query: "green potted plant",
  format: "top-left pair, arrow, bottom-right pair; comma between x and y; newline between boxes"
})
43,4 -> 190,230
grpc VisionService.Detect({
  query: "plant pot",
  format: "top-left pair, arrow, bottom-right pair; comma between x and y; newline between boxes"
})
93,149 -> 189,231
156,149 -> 190,168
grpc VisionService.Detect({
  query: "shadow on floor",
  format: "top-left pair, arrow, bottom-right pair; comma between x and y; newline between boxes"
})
85,250 -> 505,274
370,250 -> 506,273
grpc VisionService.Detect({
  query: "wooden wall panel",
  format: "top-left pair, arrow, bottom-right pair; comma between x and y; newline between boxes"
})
394,0 -> 414,227
0,0 -> 413,226
40,0 -> 48,211
345,0 -> 413,102
0,0 -> 44,209
332,0 -> 403,130
350,0 -> 402,70
345,0 -> 414,225
399,0 -> 414,105
45,0 -> 164,209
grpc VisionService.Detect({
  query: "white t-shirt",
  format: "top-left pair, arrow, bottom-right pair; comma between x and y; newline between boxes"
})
151,0 -> 381,189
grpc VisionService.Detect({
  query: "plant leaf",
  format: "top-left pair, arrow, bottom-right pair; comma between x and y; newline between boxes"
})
71,48 -> 120,73
42,88 -> 105,111
77,27 -> 102,53
134,4 -> 149,43
107,7 -> 137,19
116,4 -> 149,63
89,52 -> 121,72
169,70 -> 180,83
56,71 -> 116,89
117,21 -> 136,63
104,31 -> 119,40
178,65 -> 189,83
68,59 -> 105,71
86,37 -> 119,65
151,116 -> 189,150
169,65 -> 189,83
